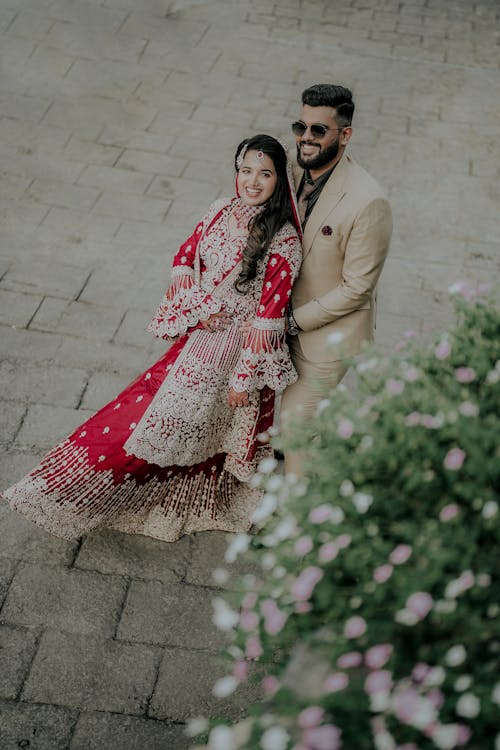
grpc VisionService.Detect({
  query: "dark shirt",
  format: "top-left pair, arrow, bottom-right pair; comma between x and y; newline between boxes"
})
297,165 -> 336,225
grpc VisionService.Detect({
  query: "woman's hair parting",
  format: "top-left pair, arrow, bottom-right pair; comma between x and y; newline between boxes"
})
233,134 -> 294,293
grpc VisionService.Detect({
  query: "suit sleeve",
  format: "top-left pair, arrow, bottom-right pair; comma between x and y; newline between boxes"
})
147,202 -> 226,340
228,233 -> 302,394
293,197 -> 392,332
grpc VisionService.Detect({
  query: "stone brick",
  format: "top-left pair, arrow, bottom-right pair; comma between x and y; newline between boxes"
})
0,359 -> 88,409
0,700 -> 77,750
117,579 -> 229,650
116,149 -> 187,178
186,530 -> 261,589
15,403 -> 94,451
0,558 -> 16,608
149,646 -> 262,721
2,258 -> 91,300
53,337 -> 153,375
113,309 -> 154,349
70,710 -> 191,750
80,370 -> 135,411
0,289 -> 43,328
29,297 -> 123,342
2,563 -> 128,637
25,179 -> 100,213
22,629 -> 162,714
38,207 -> 121,244
92,191 -> 171,223
77,164 -> 153,195
74,528 -> 190,583
0,401 -> 27,447
0,504 -> 79,566
0,625 -> 39,700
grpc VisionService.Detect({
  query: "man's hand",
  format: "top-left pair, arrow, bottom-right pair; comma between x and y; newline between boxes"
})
239,318 -> 253,337
228,387 -> 249,408
200,311 -> 232,332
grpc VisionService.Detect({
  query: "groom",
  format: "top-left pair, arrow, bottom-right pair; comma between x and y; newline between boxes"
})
281,83 -> 393,474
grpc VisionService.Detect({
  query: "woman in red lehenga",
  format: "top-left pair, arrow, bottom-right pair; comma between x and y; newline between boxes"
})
2,135 -> 302,542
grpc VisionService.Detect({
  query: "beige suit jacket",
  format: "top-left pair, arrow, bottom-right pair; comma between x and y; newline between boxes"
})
292,152 -> 392,362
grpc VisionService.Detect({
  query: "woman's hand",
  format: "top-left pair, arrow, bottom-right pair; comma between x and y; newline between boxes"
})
200,311 -> 232,332
228,387 -> 249,408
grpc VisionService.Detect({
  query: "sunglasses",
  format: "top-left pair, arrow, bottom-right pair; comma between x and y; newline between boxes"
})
291,121 -> 341,139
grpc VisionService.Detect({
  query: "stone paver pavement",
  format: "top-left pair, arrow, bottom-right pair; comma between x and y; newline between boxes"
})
1,0 -> 499,747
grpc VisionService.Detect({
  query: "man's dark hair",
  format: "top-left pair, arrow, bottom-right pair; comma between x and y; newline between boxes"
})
301,84 -> 354,127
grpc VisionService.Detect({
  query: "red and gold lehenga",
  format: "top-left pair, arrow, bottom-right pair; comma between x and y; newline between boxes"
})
2,198 -> 302,542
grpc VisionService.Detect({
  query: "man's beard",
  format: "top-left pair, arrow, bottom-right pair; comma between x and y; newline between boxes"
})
296,138 -> 340,170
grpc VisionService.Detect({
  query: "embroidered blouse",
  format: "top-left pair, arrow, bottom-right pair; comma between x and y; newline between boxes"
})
148,197 -> 302,394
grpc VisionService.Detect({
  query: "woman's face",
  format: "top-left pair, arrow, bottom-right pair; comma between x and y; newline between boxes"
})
237,149 -> 278,206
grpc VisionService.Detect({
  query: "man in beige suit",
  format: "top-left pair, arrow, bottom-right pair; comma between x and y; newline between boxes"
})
281,84 -> 392,474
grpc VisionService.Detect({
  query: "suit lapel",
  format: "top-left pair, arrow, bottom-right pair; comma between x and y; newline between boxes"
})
302,154 -> 350,257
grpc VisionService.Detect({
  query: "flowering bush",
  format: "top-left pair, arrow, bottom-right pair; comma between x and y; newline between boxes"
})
192,289 -> 499,750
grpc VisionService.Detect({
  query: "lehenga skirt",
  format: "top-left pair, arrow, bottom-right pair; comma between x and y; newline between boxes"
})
2,334 -> 274,542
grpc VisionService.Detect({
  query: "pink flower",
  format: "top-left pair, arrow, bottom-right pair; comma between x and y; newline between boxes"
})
455,367 -> 476,383
459,401 -> 479,417
337,651 -> 363,669
298,706 -> 324,729
245,635 -> 263,659
240,610 -> 259,631
435,340 -> 451,360
318,542 -> 339,563
404,329 -> 417,339
364,670 -> 392,694
427,688 -> 445,710
421,413 -> 435,428
303,725 -> 342,750
412,663 -> 431,683
405,411 -> 421,426
242,592 -> 258,609
406,592 -> 433,620
294,536 -> 314,556
324,672 -> 349,692
440,503 -> 459,521
291,567 -> 323,602
456,724 -> 472,746
295,602 -> 312,614
390,544 -> 412,565
365,644 -> 393,670
374,564 -> 394,583
309,505 -> 332,524
392,686 -> 421,723
396,745 -> 419,750
386,378 -> 405,395
261,675 -> 279,695
444,447 -> 466,470
261,599 -> 288,635
403,366 -> 420,382
336,534 -> 352,549
458,570 -> 474,590
344,616 -> 367,639
233,659 -> 249,681
337,418 -> 354,439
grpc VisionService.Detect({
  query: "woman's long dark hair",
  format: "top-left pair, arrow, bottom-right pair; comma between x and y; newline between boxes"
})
233,134 -> 294,293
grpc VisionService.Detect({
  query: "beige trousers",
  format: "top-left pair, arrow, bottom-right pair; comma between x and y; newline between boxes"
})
280,338 -> 348,477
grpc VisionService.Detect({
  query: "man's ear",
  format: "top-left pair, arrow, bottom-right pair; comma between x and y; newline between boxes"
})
340,127 -> 353,147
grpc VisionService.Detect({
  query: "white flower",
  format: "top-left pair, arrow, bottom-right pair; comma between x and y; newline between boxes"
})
330,506 -> 345,524
266,474 -> 284,492
454,675 -> 472,692
482,500 -> 498,519
261,552 -> 277,570
225,534 -> 251,563
258,457 -> 277,474
411,696 -> 437,729
435,599 -> 457,614
274,516 -> 297,540
252,493 -> 278,523
433,724 -> 462,750
445,645 -> 467,667
260,726 -> 290,750
425,666 -> 446,687
395,609 -> 419,626
374,732 -> 395,750
357,357 -> 378,372
327,331 -> 345,345
208,725 -> 236,750
212,598 -> 239,631
370,691 -> 391,712
352,492 -> 373,513
339,479 -> 355,497
185,716 -> 209,737
456,692 -> 480,718
360,434 -> 374,450
213,675 -> 239,698
212,568 -> 229,585
316,398 -> 331,414
492,682 -> 500,706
